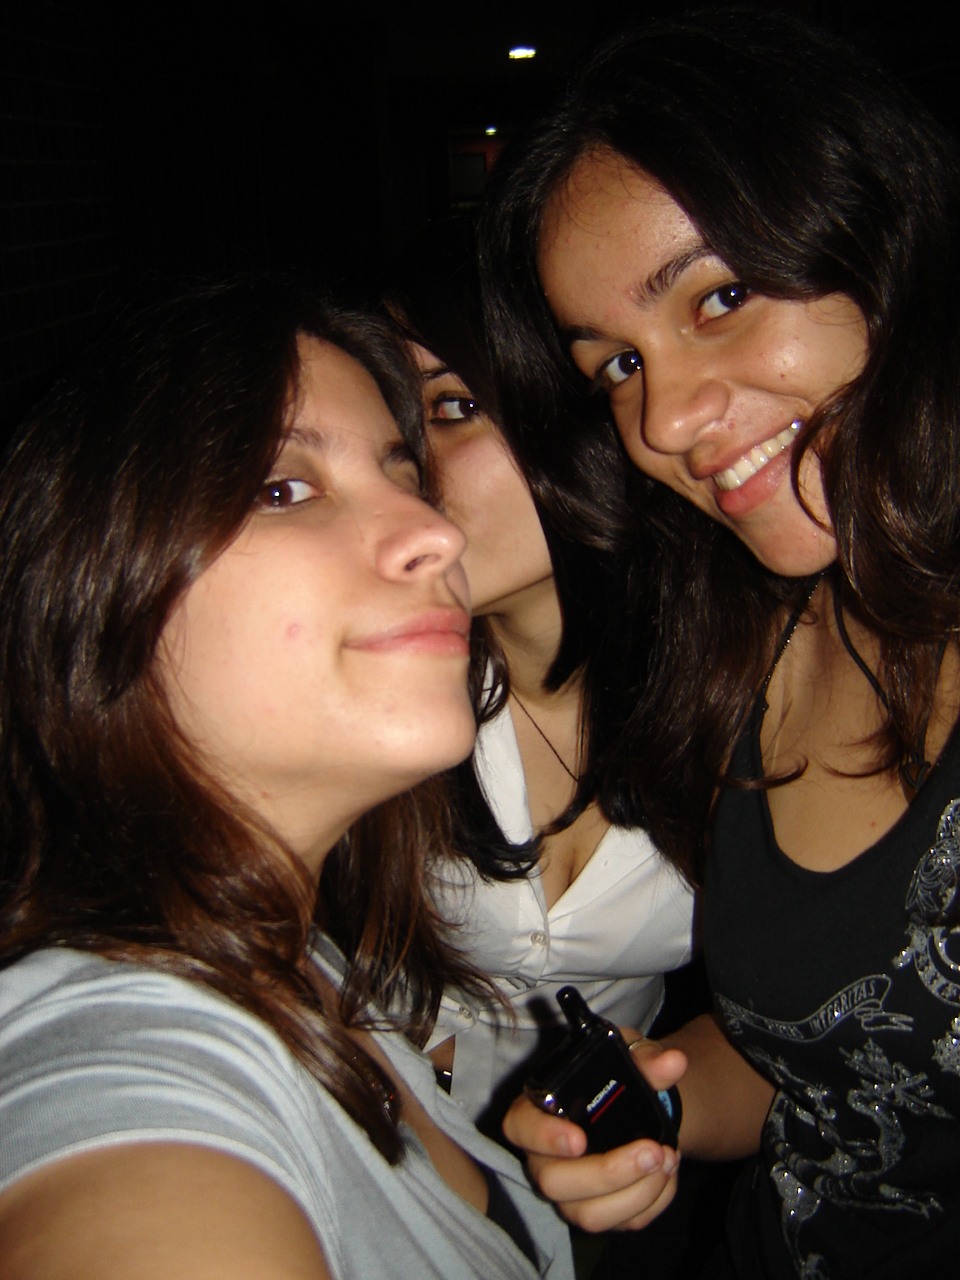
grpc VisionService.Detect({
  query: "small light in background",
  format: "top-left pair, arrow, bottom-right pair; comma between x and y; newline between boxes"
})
485,126 -> 497,136
508,46 -> 536,60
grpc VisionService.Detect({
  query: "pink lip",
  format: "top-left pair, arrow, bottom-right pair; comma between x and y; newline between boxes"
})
713,447 -> 793,519
346,609 -> 471,656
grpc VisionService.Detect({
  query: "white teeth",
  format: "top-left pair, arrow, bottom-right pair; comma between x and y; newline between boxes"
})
747,446 -> 769,470
713,421 -> 801,492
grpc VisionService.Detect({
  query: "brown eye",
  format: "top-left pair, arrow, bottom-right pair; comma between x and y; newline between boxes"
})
597,350 -> 642,389
432,395 -> 479,423
700,281 -> 751,320
257,478 -> 319,509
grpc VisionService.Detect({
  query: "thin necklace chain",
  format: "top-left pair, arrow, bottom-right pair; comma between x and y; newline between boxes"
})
510,691 -> 581,783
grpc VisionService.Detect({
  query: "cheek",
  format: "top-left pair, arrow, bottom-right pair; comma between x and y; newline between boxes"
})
757,323 -> 827,391
436,436 -> 525,532
766,298 -> 868,395
614,405 -> 662,478
614,412 -> 715,514
172,552 -> 333,702
794,444 -> 831,524
431,442 -> 475,519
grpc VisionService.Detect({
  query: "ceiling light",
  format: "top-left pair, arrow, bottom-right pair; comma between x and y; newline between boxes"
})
508,47 -> 536,60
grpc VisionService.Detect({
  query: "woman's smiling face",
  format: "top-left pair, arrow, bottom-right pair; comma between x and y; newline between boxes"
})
538,149 -> 869,577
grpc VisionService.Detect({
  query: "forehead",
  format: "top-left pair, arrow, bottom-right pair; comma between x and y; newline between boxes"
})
293,336 -> 400,449
409,342 -> 442,375
538,150 -> 700,318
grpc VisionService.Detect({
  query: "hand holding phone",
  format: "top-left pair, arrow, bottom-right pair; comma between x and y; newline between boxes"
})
523,986 -> 681,1152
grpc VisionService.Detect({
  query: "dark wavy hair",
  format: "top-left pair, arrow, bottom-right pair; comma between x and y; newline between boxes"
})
0,275 -> 490,1162
480,8 -> 960,881
382,222 -> 651,879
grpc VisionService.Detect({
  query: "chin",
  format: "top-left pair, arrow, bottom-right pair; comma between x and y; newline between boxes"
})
734,514 -> 837,578
753,540 -> 837,579
384,704 -> 478,788
423,716 -> 478,776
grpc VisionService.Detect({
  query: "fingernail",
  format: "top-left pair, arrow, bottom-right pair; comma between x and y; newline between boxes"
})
663,1150 -> 681,1175
636,1147 -> 663,1174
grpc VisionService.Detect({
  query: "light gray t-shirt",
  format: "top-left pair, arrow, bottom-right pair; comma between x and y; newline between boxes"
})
0,940 -> 573,1280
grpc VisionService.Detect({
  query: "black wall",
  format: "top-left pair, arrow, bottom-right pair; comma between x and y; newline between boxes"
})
1,0 -> 957,433
0,0 -> 397,428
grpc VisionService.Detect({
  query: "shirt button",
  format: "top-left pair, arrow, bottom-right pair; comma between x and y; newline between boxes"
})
530,930 -> 547,946
457,1005 -> 470,1018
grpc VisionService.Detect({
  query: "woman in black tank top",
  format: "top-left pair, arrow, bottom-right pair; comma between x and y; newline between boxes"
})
476,9 -> 960,1278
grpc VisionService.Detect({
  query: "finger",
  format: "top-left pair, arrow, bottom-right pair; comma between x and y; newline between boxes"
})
502,1095 -> 587,1158
528,1138 -> 673,1204
558,1154 -> 680,1233
585,1165 -> 680,1233
628,1042 -> 688,1092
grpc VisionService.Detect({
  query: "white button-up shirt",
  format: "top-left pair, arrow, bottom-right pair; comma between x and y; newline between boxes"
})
428,700 -> 695,1122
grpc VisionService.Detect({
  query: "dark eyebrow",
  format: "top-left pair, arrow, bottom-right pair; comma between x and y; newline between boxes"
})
382,437 -> 420,470
420,363 -> 451,382
285,424 -> 332,453
561,244 -> 715,346
562,323 -> 609,344
631,245 -> 713,307
284,424 -> 414,473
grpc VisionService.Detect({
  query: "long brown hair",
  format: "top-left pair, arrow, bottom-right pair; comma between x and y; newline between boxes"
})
480,10 -> 960,882
382,222 -> 649,880
0,276 -> 489,1161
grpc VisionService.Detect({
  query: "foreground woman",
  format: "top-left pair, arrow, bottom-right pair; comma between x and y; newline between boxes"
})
384,233 -> 693,1131
481,11 -> 960,1278
0,279 -> 573,1279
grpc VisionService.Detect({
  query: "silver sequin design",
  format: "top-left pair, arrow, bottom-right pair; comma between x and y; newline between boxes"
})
895,797 -> 960,1074
746,1043 -> 948,1279
717,797 -> 960,1275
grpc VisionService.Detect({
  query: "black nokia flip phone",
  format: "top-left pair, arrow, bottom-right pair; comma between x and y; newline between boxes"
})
523,986 -> 681,1152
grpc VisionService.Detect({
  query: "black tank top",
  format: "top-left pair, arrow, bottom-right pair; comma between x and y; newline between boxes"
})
705,683 -> 960,1279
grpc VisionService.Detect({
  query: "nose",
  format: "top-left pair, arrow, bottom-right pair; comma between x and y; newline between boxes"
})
375,487 -> 467,582
640,357 -> 730,458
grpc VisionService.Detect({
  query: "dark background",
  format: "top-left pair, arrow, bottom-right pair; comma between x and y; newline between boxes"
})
1,7 -> 956,1274
1,0 -> 957,434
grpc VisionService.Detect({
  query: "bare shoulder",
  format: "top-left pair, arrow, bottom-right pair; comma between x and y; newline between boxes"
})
0,1142 -> 331,1280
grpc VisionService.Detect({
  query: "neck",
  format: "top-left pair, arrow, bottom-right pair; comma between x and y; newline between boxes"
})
227,773 -> 368,887
810,578 -> 880,677
764,577 -> 879,741
485,576 -> 567,701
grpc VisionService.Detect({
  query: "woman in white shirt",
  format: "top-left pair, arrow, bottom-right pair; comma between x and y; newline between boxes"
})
385,229 -> 695,1133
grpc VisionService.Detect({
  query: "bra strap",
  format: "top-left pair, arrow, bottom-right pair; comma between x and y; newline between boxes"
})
759,574 -> 823,709
830,581 -> 888,706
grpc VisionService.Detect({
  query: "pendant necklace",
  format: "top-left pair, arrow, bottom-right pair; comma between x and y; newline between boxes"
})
510,691 -> 581,784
